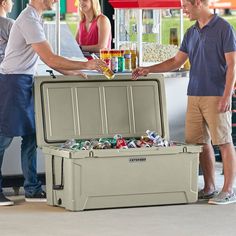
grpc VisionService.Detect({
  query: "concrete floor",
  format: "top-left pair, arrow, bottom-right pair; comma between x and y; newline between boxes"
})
0,163 -> 235,236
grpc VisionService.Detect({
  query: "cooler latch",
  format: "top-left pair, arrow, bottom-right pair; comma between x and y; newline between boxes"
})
52,155 -> 64,190
183,146 -> 188,153
46,69 -> 56,79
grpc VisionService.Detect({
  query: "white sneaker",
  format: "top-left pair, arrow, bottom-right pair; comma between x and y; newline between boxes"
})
208,192 -> 236,205
0,192 -> 14,206
25,190 -> 47,203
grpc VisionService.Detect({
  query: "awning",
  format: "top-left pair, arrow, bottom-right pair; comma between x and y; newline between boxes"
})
210,0 -> 236,9
108,0 -> 182,9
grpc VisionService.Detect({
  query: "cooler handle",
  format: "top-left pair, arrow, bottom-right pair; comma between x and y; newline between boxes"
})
52,155 -> 64,190
46,69 -> 56,79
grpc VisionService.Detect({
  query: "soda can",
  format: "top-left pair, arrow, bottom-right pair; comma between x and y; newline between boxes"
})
101,65 -> 115,80
113,134 -> 123,140
81,140 -> 91,150
102,141 -> 112,149
140,142 -> 151,148
127,140 -> 137,148
135,139 -> 142,148
71,143 -> 81,150
116,138 -> 128,149
61,139 -> 76,149
141,135 -> 151,142
111,57 -> 118,72
118,57 -> 125,72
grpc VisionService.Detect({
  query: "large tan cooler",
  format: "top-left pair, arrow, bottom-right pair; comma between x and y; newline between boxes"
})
34,74 -> 201,211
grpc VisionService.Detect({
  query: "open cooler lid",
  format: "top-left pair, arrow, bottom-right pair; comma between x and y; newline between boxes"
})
34,74 -> 169,147
108,0 -> 182,8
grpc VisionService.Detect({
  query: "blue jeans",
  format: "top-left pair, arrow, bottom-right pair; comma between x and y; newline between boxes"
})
0,134 -> 42,196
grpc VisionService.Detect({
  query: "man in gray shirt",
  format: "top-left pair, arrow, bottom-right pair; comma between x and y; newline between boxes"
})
0,0 -> 104,206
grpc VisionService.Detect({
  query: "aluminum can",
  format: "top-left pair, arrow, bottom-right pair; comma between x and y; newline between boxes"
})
116,138 -> 128,149
118,57 -> 125,72
111,56 -> 118,72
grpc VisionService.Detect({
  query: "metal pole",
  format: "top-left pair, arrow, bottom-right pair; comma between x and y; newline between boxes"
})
114,9 -> 119,48
55,1 -> 60,55
159,9 -> 162,44
137,9 -> 142,66
180,9 -> 184,43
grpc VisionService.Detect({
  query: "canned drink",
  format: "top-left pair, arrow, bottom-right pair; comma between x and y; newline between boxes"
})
118,57 -> 125,72
116,138 -> 128,149
91,53 -> 114,80
131,50 -> 137,70
111,57 -> 118,72
62,139 -> 76,149
124,50 -> 131,72
102,141 -> 112,149
146,130 -> 158,140
104,58 -> 111,67
107,138 -> 117,148
90,139 -> 99,149
163,139 -> 169,147
135,139 -> 142,147
71,143 -> 81,150
140,142 -> 151,148
113,134 -> 123,140
94,142 -> 104,149
127,140 -> 137,148
141,135 -> 151,142
100,65 -> 115,80
81,140 -> 91,150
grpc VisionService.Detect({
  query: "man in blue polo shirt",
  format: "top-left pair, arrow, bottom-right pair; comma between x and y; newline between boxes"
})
132,0 -> 236,205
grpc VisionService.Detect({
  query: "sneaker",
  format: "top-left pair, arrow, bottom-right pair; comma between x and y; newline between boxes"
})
208,192 -> 236,205
198,189 -> 219,200
0,192 -> 14,206
25,191 -> 47,203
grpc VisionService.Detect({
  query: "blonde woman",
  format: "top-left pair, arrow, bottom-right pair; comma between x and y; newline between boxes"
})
75,0 -> 111,53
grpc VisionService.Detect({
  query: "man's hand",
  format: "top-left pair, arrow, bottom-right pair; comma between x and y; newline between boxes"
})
85,59 -> 106,72
218,96 -> 231,113
132,67 -> 150,80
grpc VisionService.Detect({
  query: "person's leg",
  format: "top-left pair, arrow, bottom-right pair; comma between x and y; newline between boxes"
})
201,97 -> 236,204
185,97 -> 216,195
0,136 -> 13,192
21,133 -> 42,197
208,141 -> 236,204
0,135 -> 14,206
199,143 -> 216,193
219,142 -> 236,193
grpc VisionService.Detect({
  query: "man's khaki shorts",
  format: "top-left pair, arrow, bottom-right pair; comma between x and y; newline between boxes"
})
185,96 -> 232,145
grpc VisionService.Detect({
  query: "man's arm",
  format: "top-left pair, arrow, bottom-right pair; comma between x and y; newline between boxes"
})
31,41 -> 102,73
219,51 -> 236,112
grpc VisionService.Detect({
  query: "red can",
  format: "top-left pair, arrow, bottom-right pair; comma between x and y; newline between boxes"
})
116,138 -> 128,149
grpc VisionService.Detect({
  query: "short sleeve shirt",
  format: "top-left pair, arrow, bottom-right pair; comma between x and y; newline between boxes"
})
0,5 -> 46,75
0,16 -> 14,64
180,15 -> 236,96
